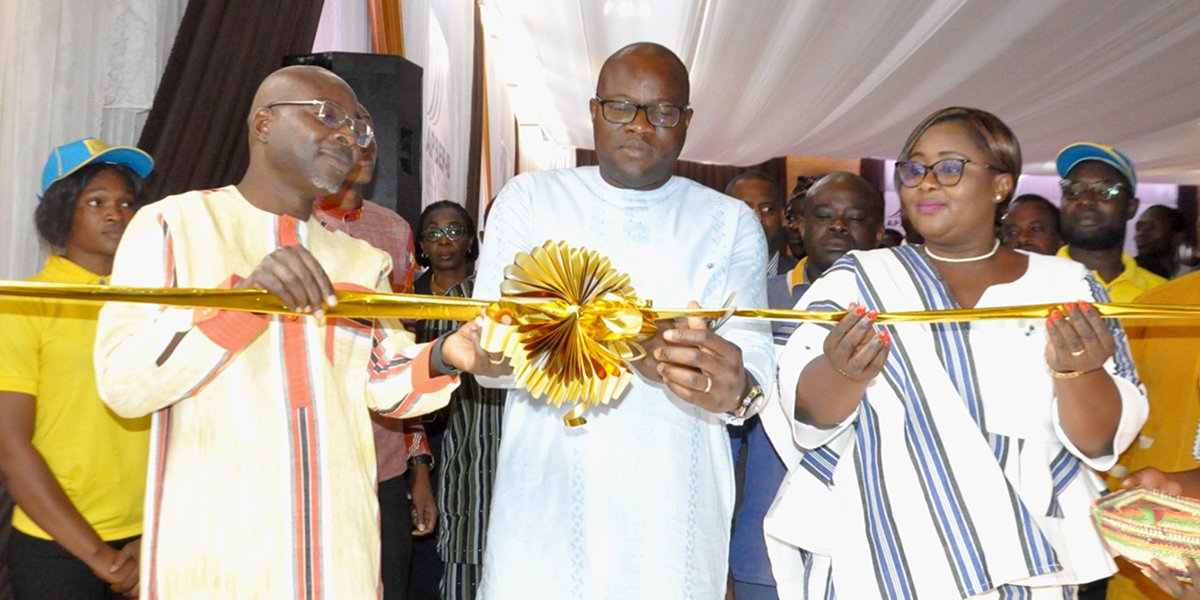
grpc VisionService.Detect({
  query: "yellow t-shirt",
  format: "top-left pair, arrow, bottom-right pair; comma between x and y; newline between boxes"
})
1056,246 -> 1167,303
0,255 -> 150,540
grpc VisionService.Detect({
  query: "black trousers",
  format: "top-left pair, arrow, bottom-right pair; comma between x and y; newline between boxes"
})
8,530 -> 137,600
380,474 -> 414,600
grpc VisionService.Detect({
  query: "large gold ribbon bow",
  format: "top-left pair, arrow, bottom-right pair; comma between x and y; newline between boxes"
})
478,241 -> 656,425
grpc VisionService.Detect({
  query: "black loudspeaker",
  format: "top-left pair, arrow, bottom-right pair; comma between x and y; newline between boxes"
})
284,52 -> 424,229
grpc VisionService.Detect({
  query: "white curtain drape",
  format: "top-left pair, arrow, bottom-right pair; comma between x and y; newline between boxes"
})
312,0 -> 372,54
402,0 -> 474,209
516,124 -> 576,175
483,0 -> 1200,184
481,23 -> 517,212
0,0 -> 186,280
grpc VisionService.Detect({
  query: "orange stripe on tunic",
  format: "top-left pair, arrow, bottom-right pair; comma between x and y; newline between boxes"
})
146,409 -> 171,600
279,217 -> 323,599
147,213 -> 178,599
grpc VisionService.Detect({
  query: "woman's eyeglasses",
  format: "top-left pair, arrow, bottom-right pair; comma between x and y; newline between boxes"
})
895,158 -> 1001,188
421,225 -> 469,242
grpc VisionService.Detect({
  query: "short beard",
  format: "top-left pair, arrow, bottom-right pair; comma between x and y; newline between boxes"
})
1062,222 -> 1125,251
311,173 -> 343,195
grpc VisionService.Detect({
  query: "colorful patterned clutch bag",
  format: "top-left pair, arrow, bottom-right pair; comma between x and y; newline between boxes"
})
1093,487 -> 1200,581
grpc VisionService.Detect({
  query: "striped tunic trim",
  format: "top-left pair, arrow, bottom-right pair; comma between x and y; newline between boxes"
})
277,217 -> 325,599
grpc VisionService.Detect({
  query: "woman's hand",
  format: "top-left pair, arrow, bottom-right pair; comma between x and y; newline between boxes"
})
85,542 -> 138,598
793,302 -> 889,428
106,538 -> 141,597
1046,300 -> 1124,458
409,464 -> 438,536
1143,558 -> 1200,599
1045,300 -> 1113,374
822,302 -> 890,383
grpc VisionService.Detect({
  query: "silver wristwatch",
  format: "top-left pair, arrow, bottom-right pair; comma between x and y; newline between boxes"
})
724,371 -> 766,426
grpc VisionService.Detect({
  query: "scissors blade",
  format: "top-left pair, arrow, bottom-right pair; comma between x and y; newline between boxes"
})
706,292 -> 736,331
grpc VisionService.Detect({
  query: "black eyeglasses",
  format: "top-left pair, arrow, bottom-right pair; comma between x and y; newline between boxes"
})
265,99 -> 374,148
593,96 -> 689,128
420,224 -> 469,242
1059,179 -> 1127,201
895,158 -> 1001,188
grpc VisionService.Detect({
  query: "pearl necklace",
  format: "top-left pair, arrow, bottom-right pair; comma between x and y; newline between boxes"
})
923,239 -> 1001,263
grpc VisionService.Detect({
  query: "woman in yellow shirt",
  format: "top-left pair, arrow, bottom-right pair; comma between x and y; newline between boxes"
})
0,138 -> 153,599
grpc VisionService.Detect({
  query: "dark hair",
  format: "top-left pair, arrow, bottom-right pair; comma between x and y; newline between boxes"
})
35,163 -> 145,248
1007,194 -> 1061,230
724,171 -> 777,197
1144,204 -> 1186,233
416,200 -> 479,267
790,175 -> 822,202
896,106 -> 1022,204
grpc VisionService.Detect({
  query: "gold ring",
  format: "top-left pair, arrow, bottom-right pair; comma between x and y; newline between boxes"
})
1070,348 -> 1086,357
702,375 -> 713,394
488,355 -> 506,365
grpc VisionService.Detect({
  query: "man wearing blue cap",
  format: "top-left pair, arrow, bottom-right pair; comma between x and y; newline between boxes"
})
1055,142 -> 1166,303
1055,143 -> 1165,600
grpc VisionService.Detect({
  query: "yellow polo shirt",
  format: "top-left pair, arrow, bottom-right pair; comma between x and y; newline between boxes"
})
0,255 -> 150,540
1056,246 -> 1167,302
1103,270 -> 1200,600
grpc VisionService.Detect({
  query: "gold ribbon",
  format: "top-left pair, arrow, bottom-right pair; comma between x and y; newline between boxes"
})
667,303 -> 1200,324
4,241 -> 1200,426
0,280 -> 492,320
2,281 -> 1197,323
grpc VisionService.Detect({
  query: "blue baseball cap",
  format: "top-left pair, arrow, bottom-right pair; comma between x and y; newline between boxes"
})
40,138 -> 154,199
1055,142 -> 1137,195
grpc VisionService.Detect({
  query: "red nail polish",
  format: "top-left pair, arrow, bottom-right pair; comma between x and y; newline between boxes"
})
877,330 -> 887,341
1051,309 -> 1062,322
867,309 -> 878,320
855,306 -> 867,316
1065,302 -> 1076,313
1079,300 -> 1091,311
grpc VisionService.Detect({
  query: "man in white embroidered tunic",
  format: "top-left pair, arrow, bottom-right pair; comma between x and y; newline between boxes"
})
474,43 -> 775,598
93,66 -> 491,598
